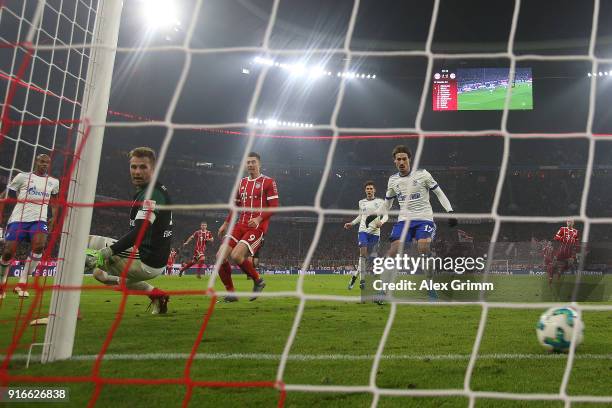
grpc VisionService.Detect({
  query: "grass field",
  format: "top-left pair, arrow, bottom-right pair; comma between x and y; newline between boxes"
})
457,83 -> 533,110
1,275 -> 611,407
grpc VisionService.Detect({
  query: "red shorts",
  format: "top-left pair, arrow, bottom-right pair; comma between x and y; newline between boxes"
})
226,224 -> 264,255
193,251 -> 205,261
555,249 -> 574,262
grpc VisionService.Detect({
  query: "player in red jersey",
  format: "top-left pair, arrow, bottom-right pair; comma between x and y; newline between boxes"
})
541,240 -> 556,286
179,222 -> 214,278
550,219 -> 580,284
216,152 -> 278,302
166,248 -> 177,275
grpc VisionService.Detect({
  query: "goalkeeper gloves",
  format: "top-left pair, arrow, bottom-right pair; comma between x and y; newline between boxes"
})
85,247 -> 113,271
447,211 -> 458,228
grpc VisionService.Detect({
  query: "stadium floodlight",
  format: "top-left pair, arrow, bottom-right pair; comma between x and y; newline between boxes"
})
309,66 -> 327,78
242,68 -> 250,75
141,0 -> 180,29
588,73 -> 592,77
288,64 -> 306,76
599,72 -> 603,76
606,72 -> 609,76
372,74 -> 376,78
254,56 -> 274,66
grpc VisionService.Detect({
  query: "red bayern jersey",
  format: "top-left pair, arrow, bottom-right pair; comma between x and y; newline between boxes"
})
554,226 -> 579,257
229,175 -> 279,232
192,229 -> 213,253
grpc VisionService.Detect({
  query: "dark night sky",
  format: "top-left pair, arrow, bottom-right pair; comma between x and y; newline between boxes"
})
102,0 -> 612,137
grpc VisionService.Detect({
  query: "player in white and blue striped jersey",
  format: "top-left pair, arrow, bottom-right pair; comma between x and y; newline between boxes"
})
383,145 -> 457,300
344,181 -> 388,290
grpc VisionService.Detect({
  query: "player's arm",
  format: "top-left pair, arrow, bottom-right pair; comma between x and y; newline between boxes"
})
182,233 -> 194,247
108,195 -> 160,256
344,210 -> 361,230
553,227 -> 564,242
248,179 -> 279,228
0,174 -> 23,225
0,189 -> 17,225
383,179 -> 396,213
426,171 -> 457,227
377,199 -> 389,227
49,193 -> 59,232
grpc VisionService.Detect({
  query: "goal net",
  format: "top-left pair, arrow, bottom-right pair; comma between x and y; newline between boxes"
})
1,0 -> 611,406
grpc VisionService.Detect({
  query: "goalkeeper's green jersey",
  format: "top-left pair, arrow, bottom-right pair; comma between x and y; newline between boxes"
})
129,182 -> 173,268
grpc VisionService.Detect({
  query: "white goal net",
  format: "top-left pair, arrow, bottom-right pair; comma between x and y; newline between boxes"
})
1,0 -> 611,407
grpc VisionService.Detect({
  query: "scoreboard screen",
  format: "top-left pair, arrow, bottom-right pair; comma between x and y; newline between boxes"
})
432,67 -> 533,111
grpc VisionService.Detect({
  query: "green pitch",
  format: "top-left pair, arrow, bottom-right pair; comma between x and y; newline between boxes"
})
1,275 -> 611,407
457,83 -> 533,110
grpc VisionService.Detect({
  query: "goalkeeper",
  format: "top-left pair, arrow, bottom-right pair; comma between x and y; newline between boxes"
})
343,180 -> 387,290
85,147 -> 171,314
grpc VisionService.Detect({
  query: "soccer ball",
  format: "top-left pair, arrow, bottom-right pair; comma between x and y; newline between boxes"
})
536,306 -> 584,352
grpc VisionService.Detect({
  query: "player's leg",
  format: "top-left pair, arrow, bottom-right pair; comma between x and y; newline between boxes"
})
92,247 -> 169,314
0,234 -> 18,299
545,258 -> 554,287
415,221 -> 437,301
352,246 -> 368,289
195,255 -> 205,279
363,235 -> 380,290
556,258 -> 568,282
230,230 -> 266,301
374,224 -> 402,303
179,255 -> 197,277
2,223 -> 28,298
350,232 -> 368,290
16,223 -> 49,297
373,221 -> 409,304
121,262 -> 168,314
216,241 -> 237,300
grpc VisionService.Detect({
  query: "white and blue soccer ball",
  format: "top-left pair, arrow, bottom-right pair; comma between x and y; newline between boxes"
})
536,306 -> 584,352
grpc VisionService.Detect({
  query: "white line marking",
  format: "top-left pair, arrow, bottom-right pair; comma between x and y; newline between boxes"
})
5,352 -> 612,362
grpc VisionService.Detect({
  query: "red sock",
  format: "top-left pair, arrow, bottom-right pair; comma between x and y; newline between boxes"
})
239,259 -> 260,281
196,261 -> 205,276
219,261 -> 235,291
181,260 -> 196,272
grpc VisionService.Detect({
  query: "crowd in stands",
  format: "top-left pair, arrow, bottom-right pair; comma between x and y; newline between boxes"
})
4,139 -> 612,270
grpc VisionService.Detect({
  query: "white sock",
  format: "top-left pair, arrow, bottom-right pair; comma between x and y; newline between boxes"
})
359,255 -> 367,279
23,252 -> 42,282
1,260 -> 9,285
353,258 -> 362,278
